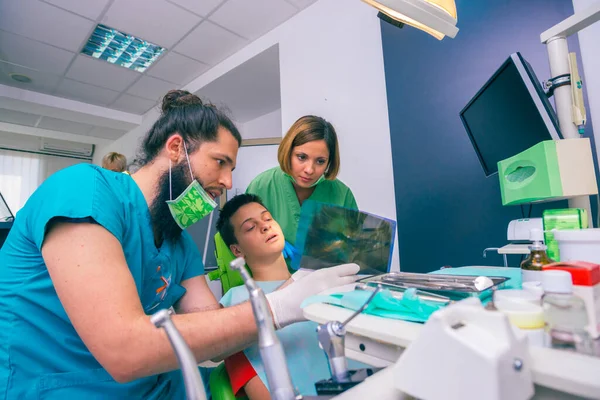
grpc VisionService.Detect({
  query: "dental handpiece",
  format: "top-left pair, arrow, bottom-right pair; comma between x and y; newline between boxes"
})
317,285 -> 382,383
229,258 -> 296,400
151,309 -> 207,400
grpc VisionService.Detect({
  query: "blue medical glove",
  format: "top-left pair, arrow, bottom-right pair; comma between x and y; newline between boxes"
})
283,241 -> 300,261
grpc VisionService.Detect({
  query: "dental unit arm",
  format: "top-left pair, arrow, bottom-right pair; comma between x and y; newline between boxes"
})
151,309 -> 208,400
229,257 -> 297,400
317,286 -> 381,383
313,286 -> 382,396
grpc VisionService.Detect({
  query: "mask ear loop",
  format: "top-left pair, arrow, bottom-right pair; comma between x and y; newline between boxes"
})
182,141 -> 194,181
169,159 -> 173,201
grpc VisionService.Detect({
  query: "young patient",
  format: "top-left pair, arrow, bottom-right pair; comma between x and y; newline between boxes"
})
217,194 -> 336,399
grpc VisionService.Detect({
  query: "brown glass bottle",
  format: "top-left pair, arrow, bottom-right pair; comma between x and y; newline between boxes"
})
521,228 -> 555,283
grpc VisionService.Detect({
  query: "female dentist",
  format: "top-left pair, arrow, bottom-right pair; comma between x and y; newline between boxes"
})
247,115 -> 358,262
0,91 -> 360,399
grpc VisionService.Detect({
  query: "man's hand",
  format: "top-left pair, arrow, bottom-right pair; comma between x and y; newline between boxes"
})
265,263 -> 360,329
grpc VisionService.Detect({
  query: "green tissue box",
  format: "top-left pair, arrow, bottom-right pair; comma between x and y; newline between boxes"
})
498,139 -> 597,206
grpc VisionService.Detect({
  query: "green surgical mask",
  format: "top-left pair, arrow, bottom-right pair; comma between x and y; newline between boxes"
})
166,142 -> 217,230
284,173 -> 326,188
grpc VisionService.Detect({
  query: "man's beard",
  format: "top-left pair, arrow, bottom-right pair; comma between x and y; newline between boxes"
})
150,161 -> 193,243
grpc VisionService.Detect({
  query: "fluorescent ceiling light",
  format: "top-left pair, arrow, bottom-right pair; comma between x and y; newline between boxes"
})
81,24 -> 165,73
363,0 -> 458,40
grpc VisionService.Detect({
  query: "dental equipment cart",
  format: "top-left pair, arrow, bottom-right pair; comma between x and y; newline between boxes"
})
156,261 -> 600,400
303,301 -> 600,399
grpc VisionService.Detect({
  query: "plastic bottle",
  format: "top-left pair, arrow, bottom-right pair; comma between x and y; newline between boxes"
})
521,228 -> 555,283
541,270 -> 593,355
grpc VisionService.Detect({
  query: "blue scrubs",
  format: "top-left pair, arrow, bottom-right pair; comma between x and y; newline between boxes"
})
220,281 -> 367,396
0,164 -> 204,399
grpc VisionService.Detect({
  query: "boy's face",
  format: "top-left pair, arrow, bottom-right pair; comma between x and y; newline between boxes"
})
229,202 -> 285,260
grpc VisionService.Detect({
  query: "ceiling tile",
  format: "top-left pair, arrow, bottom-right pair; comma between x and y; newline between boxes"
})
284,0 -> 316,9
66,55 -> 140,92
0,64 -> 61,95
102,0 -> 201,48
0,0 -> 94,52
110,94 -> 157,115
146,52 -> 209,85
126,76 -> 176,102
0,108 -> 40,127
0,30 -> 75,76
175,21 -> 247,65
166,0 -> 224,16
37,116 -> 95,135
87,126 -> 128,140
55,78 -> 121,106
42,0 -> 112,21
209,0 -> 297,40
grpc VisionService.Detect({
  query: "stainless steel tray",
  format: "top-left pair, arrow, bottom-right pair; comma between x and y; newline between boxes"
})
357,272 -> 509,299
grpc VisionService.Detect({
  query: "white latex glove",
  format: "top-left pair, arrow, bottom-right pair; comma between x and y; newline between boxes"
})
266,263 -> 360,329
291,269 -> 312,281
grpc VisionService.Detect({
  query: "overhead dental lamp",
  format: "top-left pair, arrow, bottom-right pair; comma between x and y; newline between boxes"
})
362,0 -> 459,40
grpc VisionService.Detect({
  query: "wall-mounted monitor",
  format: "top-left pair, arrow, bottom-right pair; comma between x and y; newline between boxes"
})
460,52 -> 561,177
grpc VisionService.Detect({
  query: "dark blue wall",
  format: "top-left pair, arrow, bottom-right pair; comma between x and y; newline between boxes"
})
381,0 -> 597,272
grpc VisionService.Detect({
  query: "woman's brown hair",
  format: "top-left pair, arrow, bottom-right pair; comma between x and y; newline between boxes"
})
277,115 -> 340,180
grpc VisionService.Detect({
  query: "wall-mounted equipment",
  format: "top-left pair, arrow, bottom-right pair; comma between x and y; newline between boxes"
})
460,53 -> 561,177
39,138 -> 94,159
498,138 -> 598,206
362,0 -> 458,40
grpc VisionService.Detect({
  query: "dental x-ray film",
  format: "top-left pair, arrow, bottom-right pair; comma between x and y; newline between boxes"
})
292,200 -> 396,274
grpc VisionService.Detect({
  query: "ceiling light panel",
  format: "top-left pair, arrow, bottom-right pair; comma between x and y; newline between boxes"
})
81,24 -> 165,73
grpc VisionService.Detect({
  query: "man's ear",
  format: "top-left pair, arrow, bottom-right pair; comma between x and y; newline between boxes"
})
230,244 -> 244,258
165,133 -> 184,163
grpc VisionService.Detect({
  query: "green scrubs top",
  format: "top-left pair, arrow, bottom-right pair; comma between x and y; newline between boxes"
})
246,167 -> 357,246
0,164 -> 204,399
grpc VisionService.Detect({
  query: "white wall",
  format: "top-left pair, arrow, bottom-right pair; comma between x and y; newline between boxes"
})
276,0 -> 399,270
0,131 -> 42,152
93,108 -> 160,165
573,0 -> 600,159
230,109 -> 282,201
240,109 -> 282,140
228,144 -> 279,199
101,0 -> 399,269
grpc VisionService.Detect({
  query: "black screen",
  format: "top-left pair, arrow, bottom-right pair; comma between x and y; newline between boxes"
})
460,55 -> 559,176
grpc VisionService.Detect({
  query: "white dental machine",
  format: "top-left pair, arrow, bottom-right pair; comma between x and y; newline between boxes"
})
483,218 -> 544,267
155,258 -> 600,400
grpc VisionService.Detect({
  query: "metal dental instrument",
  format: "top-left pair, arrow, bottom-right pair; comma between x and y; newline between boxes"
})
230,257 -> 296,400
317,284 -> 382,383
368,272 -> 507,293
355,282 -> 452,305
151,309 -> 208,400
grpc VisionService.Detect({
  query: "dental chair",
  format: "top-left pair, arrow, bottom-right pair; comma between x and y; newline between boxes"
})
207,232 -> 250,400
207,232 -> 248,295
